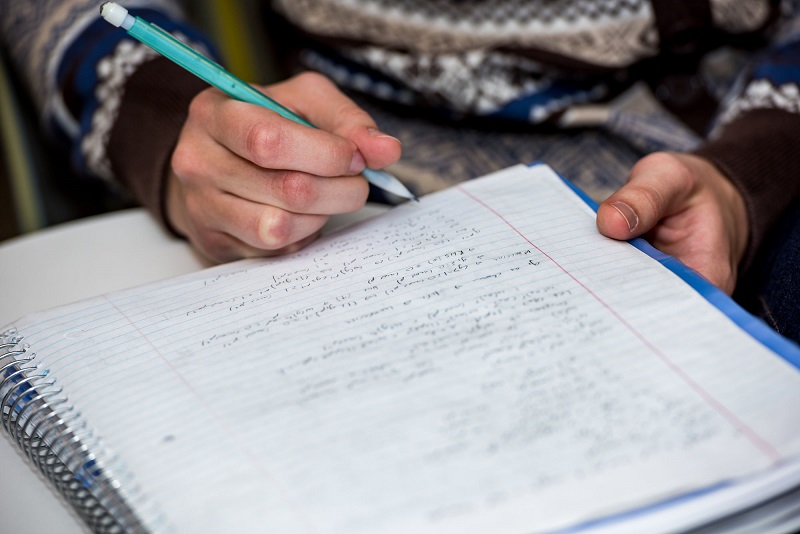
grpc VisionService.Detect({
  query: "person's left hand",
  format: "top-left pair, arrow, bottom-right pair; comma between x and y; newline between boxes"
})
596,152 -> 749,294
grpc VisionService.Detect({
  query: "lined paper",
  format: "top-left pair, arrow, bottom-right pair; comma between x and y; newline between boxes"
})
8,164 -> 800,533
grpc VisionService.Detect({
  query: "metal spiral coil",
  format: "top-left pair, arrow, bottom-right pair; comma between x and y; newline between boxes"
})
0,329 -> 152,533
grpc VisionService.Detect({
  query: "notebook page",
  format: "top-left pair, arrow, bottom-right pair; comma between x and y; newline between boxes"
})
8,164 -> 800,533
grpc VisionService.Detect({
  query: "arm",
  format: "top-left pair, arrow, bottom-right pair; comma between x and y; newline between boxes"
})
0,0 -> 211,214
0,1 -> 400,262
597,16 -> 800,294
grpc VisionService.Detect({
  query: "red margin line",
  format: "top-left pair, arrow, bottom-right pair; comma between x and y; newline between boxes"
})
458,185 -> 782,464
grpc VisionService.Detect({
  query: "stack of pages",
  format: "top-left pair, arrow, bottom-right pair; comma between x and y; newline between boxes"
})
2,164 -> 799,533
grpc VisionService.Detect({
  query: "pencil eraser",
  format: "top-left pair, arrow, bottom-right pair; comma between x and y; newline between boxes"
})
100,2 -> 130,28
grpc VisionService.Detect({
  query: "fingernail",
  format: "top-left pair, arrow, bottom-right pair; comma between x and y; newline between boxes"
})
368,127 -> 401,144
349,150 -> 366,174
610,201 -> 638,232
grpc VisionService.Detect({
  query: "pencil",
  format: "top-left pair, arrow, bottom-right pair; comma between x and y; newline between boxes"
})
99,2 -> 418,201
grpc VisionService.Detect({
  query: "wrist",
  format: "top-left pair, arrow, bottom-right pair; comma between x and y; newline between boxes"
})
680,153 -> 749,267
165,170 -> 188,238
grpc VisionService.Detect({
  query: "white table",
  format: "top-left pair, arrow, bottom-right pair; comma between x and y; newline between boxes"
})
0,206 -> 385,533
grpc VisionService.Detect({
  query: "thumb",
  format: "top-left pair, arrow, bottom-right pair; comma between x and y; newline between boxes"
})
597,153 -> 694,240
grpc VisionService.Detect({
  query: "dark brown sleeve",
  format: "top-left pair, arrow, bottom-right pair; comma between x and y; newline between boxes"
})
107,56 -> 209,232
692,108 -> 800,272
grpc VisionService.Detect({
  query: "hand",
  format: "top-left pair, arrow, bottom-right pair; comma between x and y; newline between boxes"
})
596,152 -> 748,294
166,72 -> 402,262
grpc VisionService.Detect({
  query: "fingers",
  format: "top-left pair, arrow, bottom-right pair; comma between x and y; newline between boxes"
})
187,227 -> 319,264
266,72 -> 402,170
596,153 -> 696,240
194,72 -> 401,178
168,73 -> 401,263
193,89 -> 365,178
167,170 -> 329,263
172,127 -> 370,214
222,170 -> 370,215
207,193 -> 329,252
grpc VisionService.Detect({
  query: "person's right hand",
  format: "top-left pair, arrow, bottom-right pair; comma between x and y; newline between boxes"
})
165,71 -> 402,263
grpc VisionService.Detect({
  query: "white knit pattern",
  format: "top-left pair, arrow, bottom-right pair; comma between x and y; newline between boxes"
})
81,40 -> 159,181
715,79 -> 800,133
81,32 -> 204,181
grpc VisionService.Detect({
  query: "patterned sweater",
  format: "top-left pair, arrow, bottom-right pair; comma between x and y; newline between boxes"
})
1,0 -> 800,270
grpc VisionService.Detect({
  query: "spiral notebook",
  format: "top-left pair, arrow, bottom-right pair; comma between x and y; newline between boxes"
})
2,164 -> 800,533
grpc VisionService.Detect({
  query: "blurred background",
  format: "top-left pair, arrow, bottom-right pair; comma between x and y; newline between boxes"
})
0,0 -> 278,243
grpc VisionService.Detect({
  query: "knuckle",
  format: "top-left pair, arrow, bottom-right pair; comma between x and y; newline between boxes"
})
628,152 -> 697,218
639,152 -> 695,188
170,143 -> 202,183
245,121 -> 284,166
256,208 -> 294,250
637,183 -> 665,215
188,88 -> 214,120
275,171 -> 318,209
336,101 -> 368,125
293,70 -> 333,89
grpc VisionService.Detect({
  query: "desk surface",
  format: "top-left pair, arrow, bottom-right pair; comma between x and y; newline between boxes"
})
0,206 -> 385,533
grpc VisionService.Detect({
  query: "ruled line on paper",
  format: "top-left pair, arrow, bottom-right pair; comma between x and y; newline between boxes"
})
456,182 -> 784,464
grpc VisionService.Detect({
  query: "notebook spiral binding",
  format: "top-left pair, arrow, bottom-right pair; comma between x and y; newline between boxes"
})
0,329 -> 155,533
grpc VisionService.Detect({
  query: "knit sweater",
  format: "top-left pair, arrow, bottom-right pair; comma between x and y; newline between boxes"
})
1,0 -> 799,270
